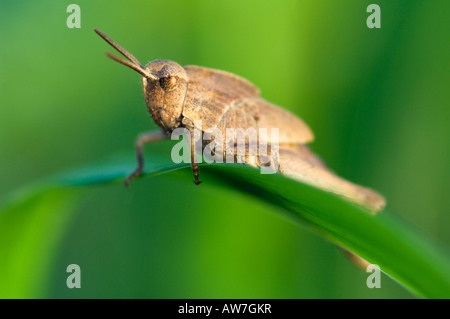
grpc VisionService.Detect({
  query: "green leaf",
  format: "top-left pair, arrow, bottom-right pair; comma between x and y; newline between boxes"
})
1,152 -> 450,298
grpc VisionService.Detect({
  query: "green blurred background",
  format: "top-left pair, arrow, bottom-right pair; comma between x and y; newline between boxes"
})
0,0 -> 449,298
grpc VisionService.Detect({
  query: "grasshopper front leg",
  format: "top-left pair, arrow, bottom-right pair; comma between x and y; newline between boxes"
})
124,130 -> 168,187
190,130 -> 202,185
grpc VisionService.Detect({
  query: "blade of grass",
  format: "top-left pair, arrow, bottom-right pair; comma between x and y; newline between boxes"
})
0,153 -> 449,298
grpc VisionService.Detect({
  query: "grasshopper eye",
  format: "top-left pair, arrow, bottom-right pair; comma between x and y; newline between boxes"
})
159,75 -> 179,91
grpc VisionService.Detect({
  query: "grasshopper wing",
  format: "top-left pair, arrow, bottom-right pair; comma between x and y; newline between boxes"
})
217,97 -> 314,145
182,65 -> 260,131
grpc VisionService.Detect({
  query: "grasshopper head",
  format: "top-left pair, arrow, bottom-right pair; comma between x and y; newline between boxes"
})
95,29 -> 187,131
142,60 -> 188,131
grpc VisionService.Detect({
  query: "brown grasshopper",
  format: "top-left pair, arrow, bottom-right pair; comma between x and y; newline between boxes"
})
95,29 -> 385,212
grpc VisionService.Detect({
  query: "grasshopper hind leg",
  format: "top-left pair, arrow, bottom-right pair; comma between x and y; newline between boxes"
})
277,144 -> 386,212
263,144 -> 385,269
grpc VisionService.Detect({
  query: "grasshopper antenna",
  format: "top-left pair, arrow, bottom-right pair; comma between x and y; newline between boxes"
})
94,29 -> 158,80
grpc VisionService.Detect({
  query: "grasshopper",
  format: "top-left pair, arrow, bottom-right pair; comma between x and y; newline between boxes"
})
95,29 -> 385,212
